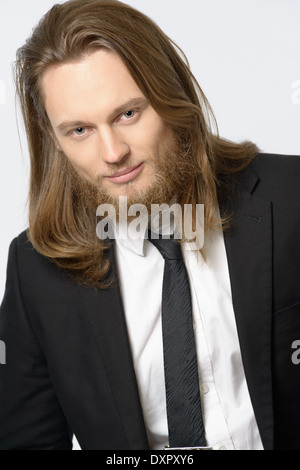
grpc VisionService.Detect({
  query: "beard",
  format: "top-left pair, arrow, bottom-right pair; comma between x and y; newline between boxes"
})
68,131 -> 198,219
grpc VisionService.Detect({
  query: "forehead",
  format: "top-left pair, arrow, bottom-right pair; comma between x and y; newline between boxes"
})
42,49 -> 145,124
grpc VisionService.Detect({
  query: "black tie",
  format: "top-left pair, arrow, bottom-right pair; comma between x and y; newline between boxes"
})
148,232 -> 206,449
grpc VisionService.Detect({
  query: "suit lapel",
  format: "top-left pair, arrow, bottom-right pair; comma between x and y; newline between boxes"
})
77,242 -> 149,450
222,167 -> 274,450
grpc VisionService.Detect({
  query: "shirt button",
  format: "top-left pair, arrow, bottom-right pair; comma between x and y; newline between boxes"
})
200,383 -> 209,394
219,446 -> 228,450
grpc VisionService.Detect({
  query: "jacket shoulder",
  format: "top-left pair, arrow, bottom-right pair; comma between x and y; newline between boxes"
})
14,230 -> 32,252
247,153 -> 300,199
251,152 -> 300,183
10,230 -> 52,276
9,230 -> 76,293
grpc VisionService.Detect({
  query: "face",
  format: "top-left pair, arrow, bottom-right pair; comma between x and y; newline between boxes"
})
42,49 -> 179,208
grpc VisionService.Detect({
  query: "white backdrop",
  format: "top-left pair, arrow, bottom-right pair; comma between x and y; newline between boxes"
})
0,0 -> 299,450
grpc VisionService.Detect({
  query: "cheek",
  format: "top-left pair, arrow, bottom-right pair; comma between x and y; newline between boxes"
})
148,124 -> 174,163
58,138 -> 96,169
59,142 -> 101,182
133,119 -> 171,158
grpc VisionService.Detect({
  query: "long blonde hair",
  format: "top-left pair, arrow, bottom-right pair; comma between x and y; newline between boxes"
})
15,0 -> 258,287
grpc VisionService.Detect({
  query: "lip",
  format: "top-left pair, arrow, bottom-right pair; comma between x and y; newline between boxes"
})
106,163 -> 144,184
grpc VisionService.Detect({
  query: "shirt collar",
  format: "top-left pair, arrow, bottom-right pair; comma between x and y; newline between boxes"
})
114,221 -> 147,257
113,208 -> 208,257
113,204 -> 179,257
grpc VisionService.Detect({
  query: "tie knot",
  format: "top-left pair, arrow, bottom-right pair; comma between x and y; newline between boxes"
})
148,231 -> 183,260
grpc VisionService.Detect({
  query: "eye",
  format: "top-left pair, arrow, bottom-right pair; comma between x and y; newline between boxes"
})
120,110 -> 136,120
73,127 -> 87,136
124,110 -> 135,118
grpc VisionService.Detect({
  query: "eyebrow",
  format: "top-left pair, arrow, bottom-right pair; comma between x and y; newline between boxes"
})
56,97 -> 149,133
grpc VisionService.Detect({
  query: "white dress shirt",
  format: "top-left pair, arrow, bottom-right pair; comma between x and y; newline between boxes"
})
113,215 -> 264,451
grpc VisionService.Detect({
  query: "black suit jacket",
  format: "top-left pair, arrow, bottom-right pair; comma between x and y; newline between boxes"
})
0,153 -> 300,450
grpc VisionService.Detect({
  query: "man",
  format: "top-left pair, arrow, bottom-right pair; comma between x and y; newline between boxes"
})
0,0 -> 299,450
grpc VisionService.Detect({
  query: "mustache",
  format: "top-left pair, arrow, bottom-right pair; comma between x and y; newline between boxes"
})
93,159 -> 153,181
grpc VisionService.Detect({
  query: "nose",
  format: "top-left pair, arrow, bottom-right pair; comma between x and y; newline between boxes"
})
99,127 -> 129,164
